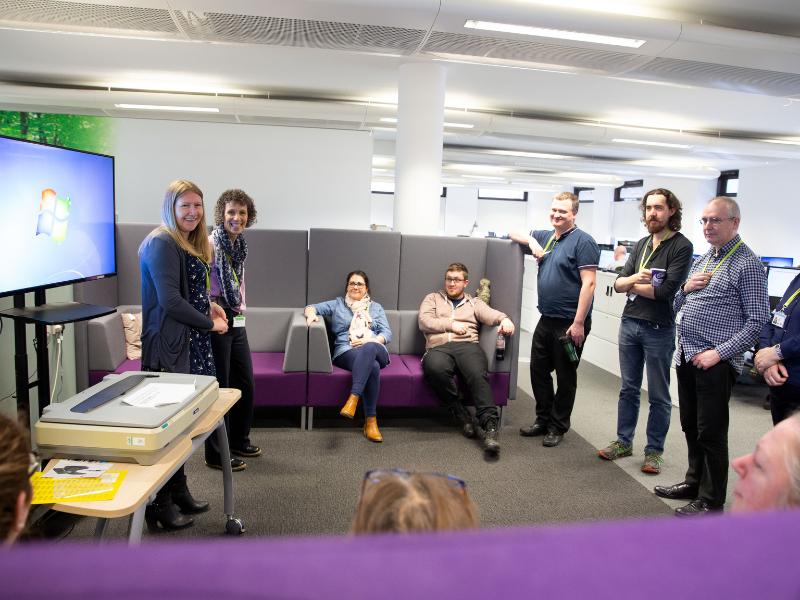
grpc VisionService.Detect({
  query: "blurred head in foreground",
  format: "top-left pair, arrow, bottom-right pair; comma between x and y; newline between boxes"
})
352,468 -> 479,534
731,413 -> 800,513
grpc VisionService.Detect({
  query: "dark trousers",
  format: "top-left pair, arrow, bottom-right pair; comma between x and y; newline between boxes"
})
141,365 -> 189,501
422,342 -> 497,426
205,310 -> 255,463
676,355 -> 736,507
333,343 -> 389,417
530,316 -> 591,435
769,381 -> 800,425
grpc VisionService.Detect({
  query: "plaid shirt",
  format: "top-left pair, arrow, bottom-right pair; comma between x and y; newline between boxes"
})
673,235 -> 769,373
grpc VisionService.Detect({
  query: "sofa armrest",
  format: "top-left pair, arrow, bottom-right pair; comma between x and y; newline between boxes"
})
307,319 -> 333,373
87,311 -> 127,371
282,310 -> 308,372
479,324 -> 513,373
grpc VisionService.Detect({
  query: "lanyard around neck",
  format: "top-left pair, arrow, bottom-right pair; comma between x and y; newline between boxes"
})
639,232 -> 673,271
780,288 -> 800,312
543,227 -> 574,253
702,240 -> 742,276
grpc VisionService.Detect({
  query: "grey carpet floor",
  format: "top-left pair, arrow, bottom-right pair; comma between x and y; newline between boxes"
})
60,384 -> 672,542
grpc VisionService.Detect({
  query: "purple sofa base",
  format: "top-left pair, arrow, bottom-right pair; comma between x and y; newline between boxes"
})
307,354 -> 510,409
89,353 -> 306,407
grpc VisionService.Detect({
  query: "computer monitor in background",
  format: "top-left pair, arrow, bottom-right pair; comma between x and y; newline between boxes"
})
767,266 -> 800,309
761,256 -> 794,267
598,249 -> 615,270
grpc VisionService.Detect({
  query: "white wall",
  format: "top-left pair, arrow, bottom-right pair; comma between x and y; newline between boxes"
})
737,161 -> 800,262
114,118 -> 373,229
2,119 -> 373,420
444,187 -> 479,235
370,192 -> 394,228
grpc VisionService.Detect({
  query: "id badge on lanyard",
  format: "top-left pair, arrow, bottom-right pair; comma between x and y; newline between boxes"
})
233,314 -> 246,328
772,310 -> 786,329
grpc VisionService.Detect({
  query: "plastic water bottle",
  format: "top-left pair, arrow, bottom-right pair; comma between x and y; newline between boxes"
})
495,332 -> 506,361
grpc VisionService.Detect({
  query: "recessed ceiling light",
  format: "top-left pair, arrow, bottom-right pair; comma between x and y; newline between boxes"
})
464,20 -> 646,48
380,117 -> 398,123
613,138 -> 691,149
114,103 -> 219,113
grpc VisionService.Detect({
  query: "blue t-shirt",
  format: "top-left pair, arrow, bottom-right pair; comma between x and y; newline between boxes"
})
531,227 -> 600,319
311,297 -> 392,360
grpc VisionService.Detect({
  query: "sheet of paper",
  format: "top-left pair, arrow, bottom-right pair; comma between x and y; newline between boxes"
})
43,459 -> 112,479
121,382 -> 196,408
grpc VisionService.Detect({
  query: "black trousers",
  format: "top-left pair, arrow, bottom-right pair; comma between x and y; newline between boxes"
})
530,315 -> 590,435
676,355 -> 736,507
769,381 -> 800,425
422,342 -> 498,426
205,310 -> 256,463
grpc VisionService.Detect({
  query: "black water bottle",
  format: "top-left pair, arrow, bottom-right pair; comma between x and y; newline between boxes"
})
495,332 -> 506,361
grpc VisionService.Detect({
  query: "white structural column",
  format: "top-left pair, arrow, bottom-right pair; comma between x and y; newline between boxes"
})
393,61 -> 446,234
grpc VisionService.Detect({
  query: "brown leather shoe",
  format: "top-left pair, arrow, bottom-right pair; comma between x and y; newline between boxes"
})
340,394 -> 360,418
363,416 -> 383,443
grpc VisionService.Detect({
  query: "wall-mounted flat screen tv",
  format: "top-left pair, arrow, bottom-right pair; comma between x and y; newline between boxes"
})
0,135 -> 116,298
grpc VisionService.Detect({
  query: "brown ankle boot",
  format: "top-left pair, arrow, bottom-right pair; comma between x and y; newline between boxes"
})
363,416 -> 383,443
340,394 -> 360,418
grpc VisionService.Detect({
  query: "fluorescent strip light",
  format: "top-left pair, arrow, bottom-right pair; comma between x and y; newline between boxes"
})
489,150 -> 573,160
761,138 -> 800,146
114,103 -> 219,113
433,57 -> 575,75
464,20 -> 646,48
656,172 -> 719,180
463,175 -> 506,181
380,117 -> 473,129
613,138 -> 691,149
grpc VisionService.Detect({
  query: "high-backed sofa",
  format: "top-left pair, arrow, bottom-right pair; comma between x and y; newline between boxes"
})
75,225 -> 524,427
305,229 -> 523,427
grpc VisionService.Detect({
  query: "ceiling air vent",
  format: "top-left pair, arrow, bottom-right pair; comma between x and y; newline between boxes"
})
625,57 -> 800,97
422,31 -> 650,73
179,12 -> 426,54
0,0 -> 178,34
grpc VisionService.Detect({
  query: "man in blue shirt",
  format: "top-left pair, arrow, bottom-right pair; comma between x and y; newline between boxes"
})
511,192 -> 600,447
655,196 -> 769,515
755,270 -> 800,424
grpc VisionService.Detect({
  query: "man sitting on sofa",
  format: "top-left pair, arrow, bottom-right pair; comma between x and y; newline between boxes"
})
419,262 -> 515,456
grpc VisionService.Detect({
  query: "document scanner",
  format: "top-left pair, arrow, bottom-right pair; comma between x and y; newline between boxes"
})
35,372 -> 219,465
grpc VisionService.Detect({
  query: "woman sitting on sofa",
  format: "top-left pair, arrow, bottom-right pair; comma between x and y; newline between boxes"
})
304,270 -> 392,442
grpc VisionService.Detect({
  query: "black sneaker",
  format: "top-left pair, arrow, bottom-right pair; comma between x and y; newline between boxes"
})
232,445 -> 262,458
449,404 -> 476,439
481,420 -> 500,455
205,457 -> 246,472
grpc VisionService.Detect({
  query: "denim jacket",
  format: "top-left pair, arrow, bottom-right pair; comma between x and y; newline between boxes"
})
311,297 -> 392,359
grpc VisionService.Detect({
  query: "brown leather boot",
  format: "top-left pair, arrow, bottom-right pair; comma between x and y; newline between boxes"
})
340,394 -> 360,418
363,416 -> 383,443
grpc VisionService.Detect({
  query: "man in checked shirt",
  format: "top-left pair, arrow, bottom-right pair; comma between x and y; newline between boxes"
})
654,196 -> 770,515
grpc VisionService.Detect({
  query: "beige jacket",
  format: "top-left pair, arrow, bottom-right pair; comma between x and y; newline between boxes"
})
418,291 -> 508,350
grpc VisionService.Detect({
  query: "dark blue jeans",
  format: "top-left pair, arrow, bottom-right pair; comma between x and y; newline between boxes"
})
334,343 -> 389,417
617,316 -> 675,454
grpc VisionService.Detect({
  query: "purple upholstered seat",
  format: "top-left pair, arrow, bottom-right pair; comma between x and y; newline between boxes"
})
307,355 -> 411,407
4,511 -> 799,599
251,352 -> 306,406
400,354 -> 509,408
88,358 -> 142,387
